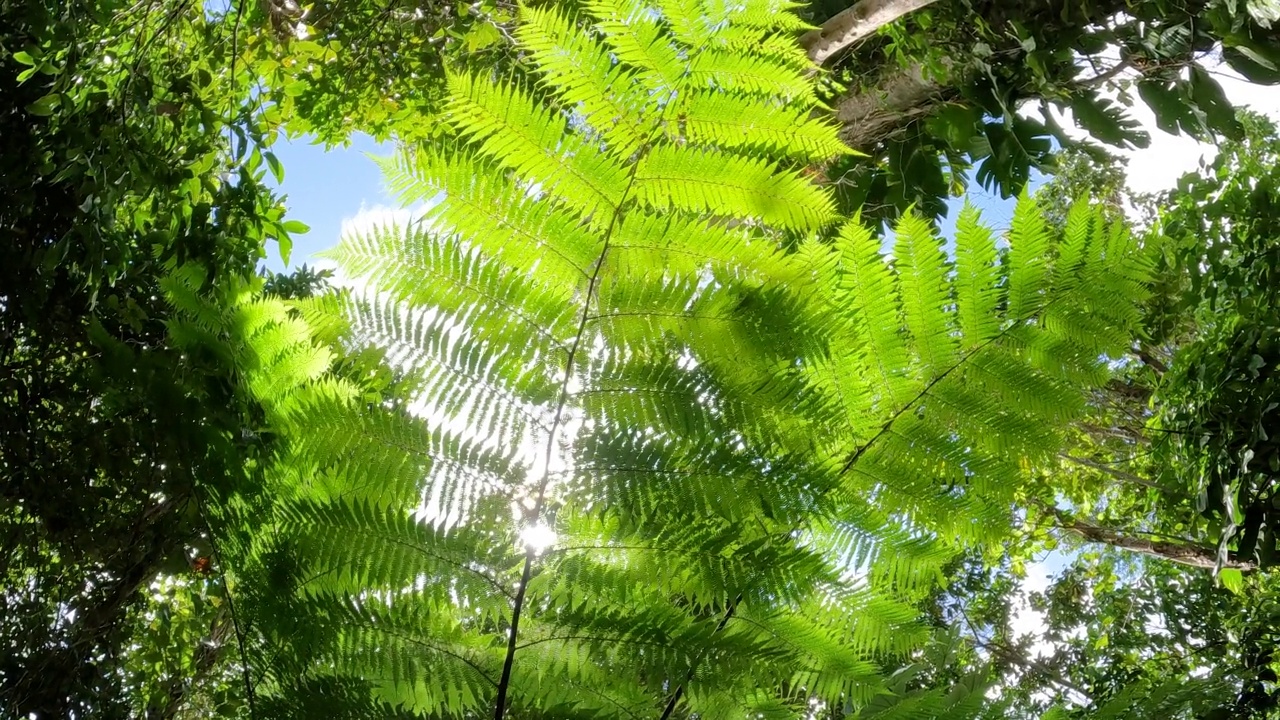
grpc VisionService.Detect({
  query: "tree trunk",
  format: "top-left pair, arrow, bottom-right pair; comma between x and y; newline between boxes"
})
800,0 -> 940,65
833,61 -> 959,150
819,0 -> 1133,151
1043,505 -> 1256,571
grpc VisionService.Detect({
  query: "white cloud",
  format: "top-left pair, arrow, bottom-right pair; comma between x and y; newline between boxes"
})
1112,62 -> 1280,195
1008,557 -> 1054,658
1039,56 -> 1280,196
324,202 -> 429,277
337,202 -> 423,243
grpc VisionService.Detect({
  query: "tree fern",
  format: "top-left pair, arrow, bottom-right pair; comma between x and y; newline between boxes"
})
162,2 -> 1156,718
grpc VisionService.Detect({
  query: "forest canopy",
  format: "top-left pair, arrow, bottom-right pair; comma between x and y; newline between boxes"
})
4,0 -> 1280,718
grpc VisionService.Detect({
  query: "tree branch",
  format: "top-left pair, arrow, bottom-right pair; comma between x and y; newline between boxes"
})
1078,58 -> 1134,87
833,61 -> 960,150
1037,502 -> 1257,572
1058,453 -> 1163,490
800,0 -> 940,66
1134,346 -> 1169,375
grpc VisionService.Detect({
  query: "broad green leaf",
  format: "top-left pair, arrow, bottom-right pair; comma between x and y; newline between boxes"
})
1189,65 -> 1243,139
1219,568 -> 1244,594
26,93 -> 60,116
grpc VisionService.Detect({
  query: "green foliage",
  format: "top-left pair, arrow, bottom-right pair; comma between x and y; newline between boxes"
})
241,0 -> 516,143
1148,112 -> 1280,571
0,2 -> 287,715
0,1 -> 341,714
16,1 -> 1264,718
145,4 -> 1160,719
1032,150 -> 1129,232
816,0 -> 1278,226
940,550 -> 1280,718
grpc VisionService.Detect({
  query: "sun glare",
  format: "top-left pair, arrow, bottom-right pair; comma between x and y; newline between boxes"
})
519,522 -> 559,553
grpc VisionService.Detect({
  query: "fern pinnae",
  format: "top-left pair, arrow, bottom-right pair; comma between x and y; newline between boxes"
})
379,148 -> 599,285
284,499 -> 516,600
657,599 -> 740,720
445,72 -> 627,224
952,201 -> 1001,347
332,226 -> 577,351
893,211 -> 959,375
586,0 -> 686,93
333,292 -> 553,453
1004,191 -> 1053,319
679,91 -> 849,161
492,36 -> 679,714
710,0 -> 810,30
633,144 -> 835,231
832,220 -> 916,412
836,296 -> 1048,478
270,0 -> 1155,709
517,4 -> 652,157
1054,198 -> 1096,285
605,210 -> 802,288
687,49 -> 816,101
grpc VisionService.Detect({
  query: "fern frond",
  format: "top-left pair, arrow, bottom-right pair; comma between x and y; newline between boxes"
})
378,149 -> 598,289
1005,192 -> 1052,319
445,72 -> 627,223
281,499 -> 517,600
585,0 -> 686,92
211,0 -> 1158,714
893,212 -> 959,374
634,144 -> 835,232
1055,198 -> 1096,282
831,220 -> 916,410
680,91 -> 849,161
952,202 -> 1001,347
517,5 -> 653,157
722,0 -> 811,28
687,49 -> 816,101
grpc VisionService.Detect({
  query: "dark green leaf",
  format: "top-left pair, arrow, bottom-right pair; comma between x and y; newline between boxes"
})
26,93 -> 60,116
1137,79 -> 1194,136
1189,65 -> 1243,139
1223,44 -> 1280,84
266,151 -> 285,184
1069,93 -> 1147,148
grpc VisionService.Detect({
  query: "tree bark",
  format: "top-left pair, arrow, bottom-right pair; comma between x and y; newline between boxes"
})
800,0 -> 941,65
819,0 -> 1135,151
833,61 -> 960,150
1043,505 -> 1257,572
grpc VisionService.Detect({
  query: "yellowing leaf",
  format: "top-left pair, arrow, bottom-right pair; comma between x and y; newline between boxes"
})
1219,568 -> 1244,595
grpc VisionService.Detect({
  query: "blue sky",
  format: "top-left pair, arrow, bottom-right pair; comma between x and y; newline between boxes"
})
262,133 -> 395,274
264,134 -> 1031,275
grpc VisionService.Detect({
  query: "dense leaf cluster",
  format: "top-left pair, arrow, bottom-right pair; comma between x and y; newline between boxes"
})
3,0 -> 1280,718
154,2 -> 1156,717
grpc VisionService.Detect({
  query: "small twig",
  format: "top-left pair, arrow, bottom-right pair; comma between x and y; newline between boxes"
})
1059,453 -> 1162,490
1078,58 -> 1134,88
193,494 -> 259,719
657,597 -> 740,720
